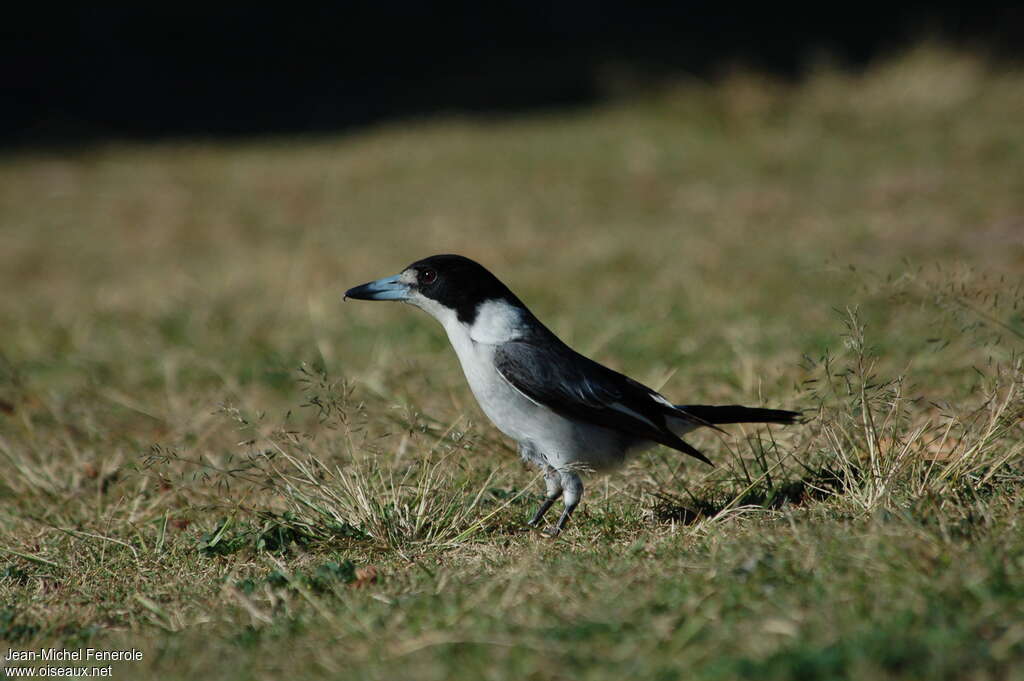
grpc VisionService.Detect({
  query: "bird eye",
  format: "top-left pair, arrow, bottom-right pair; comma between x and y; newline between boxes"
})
420,269 -> 437,284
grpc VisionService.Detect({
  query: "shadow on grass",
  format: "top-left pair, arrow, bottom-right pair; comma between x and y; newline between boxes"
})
650,466 -> 850,525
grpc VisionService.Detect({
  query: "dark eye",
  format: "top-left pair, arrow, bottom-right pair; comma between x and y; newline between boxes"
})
420,269 -> 437,285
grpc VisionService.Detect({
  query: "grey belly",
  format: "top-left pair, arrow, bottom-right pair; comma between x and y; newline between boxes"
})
471,376 -> 638,472
456,341 -> 639,473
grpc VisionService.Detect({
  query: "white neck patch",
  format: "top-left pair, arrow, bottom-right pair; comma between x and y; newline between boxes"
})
468,299 -> 524,344
404,284 -> 523,346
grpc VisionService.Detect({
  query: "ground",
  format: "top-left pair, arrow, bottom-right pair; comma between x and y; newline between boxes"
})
1,46 -> 1023,680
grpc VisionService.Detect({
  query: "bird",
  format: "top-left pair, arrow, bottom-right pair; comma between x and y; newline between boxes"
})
345,254 -> 799,536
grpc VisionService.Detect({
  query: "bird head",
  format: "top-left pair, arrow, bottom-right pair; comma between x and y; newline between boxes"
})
345,254 -> 523,325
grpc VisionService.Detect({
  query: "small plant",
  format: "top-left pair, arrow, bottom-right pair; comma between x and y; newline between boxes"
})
797,292 -> 1023,513
143,364 -> 529,554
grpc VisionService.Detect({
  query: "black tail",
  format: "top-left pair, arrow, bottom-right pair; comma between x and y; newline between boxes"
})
676,404 -> 801,426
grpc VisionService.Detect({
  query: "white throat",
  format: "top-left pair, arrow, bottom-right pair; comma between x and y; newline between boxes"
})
406,294 -> 525,345
405,293 -> 537,444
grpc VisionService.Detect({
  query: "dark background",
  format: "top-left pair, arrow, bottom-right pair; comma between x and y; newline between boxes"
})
4,4 -> 1022,148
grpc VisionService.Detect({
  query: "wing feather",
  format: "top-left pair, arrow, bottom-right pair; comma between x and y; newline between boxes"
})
494,339 -> 712,464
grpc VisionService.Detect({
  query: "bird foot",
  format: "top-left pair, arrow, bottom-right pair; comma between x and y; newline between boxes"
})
524,521 -> 561,537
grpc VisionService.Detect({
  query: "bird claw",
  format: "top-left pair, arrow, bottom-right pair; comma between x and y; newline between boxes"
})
524,520 -> 561,537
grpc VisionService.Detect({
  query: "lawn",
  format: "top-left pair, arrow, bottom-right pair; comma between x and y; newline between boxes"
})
1,46 -> 1023,680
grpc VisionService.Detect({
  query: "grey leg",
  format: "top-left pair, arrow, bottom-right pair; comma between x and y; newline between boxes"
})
527,466 -> 562,527
543,471 -> 583,537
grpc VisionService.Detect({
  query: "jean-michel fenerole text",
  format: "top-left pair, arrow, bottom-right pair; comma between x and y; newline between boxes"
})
5,648 -> 144,662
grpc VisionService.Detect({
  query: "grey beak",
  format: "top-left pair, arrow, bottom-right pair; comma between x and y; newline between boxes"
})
344,273 -> 410,301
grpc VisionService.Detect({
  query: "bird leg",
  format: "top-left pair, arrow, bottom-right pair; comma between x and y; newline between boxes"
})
542,471 -> 583,537
527,466 -> 563,527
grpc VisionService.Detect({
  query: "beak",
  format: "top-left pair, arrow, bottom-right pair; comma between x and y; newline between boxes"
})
344,273 -> 411,302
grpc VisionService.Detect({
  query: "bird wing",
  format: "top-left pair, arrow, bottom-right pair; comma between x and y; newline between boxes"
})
493,339 -> 713,464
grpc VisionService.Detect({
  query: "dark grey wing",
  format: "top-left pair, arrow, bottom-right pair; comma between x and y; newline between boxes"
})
494,339 -> 713,464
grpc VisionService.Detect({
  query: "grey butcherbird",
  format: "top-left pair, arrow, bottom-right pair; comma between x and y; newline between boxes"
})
345,254 -> 799,536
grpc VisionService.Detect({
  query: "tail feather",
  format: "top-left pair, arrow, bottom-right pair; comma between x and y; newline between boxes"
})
673,437 -> 713,466
676,404 -> 801,426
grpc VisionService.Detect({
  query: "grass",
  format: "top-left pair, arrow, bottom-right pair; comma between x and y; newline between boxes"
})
1,45 -> 1023,679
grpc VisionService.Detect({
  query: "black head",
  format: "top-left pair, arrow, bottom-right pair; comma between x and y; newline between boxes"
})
345,254 -> 524,323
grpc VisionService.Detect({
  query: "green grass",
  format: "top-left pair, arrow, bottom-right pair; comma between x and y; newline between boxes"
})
1,45 -> 1023,680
